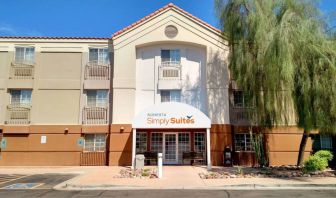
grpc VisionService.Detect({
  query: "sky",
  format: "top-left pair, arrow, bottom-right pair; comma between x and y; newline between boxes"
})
0,0 -> 335,37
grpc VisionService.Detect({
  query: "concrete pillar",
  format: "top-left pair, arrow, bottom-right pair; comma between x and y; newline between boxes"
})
132,128 -> 136,169
206,128 -> 211,170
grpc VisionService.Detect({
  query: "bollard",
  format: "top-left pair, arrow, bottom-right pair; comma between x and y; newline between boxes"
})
157,153 -> 163,178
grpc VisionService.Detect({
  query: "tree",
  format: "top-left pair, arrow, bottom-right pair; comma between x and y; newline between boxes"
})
215,0 -> 336,166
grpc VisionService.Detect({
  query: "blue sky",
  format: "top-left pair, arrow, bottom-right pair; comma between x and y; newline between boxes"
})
0,0 -> 335,37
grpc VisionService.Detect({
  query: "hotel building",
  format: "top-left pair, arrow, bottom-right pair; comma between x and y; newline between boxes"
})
0,3 -> 334,167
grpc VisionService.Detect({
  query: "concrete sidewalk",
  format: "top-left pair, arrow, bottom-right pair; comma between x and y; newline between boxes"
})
54,166 -> 336,190
1,166 -> 335,190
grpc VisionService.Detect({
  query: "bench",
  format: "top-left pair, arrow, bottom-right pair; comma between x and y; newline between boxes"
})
137,152 -> 158,165
183,151 -> 205,165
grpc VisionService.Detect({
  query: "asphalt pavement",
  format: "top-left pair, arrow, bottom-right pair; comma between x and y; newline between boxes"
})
0,189 -> 335,198
0,174 -> 76,189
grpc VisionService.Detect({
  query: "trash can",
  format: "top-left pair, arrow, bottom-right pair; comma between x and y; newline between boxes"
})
223,146 -> 233,167
135,154 -> 145,169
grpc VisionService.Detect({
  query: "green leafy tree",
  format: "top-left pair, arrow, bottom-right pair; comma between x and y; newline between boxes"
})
215,0 -> 336,166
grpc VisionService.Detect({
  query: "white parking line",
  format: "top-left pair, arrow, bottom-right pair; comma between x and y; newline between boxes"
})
31,183 -> 44,189
0,175 -> 31,185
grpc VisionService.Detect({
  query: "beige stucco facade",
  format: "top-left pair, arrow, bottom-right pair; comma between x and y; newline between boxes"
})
112,8 -> 230,124
0,3 -> 318,167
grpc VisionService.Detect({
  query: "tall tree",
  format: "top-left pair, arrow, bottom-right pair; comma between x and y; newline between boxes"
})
215,0 -> 336,166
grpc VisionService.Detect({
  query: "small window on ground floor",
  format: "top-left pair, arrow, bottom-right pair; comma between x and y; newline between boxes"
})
178,132 -> 190,163
136,132 -> 147,153
194,132 -> 205,154
313,135 -> 333,151
151,133 -> 163,153
320,135 -> 333,150
234,133 -> 253,151
84,134 -> 106,152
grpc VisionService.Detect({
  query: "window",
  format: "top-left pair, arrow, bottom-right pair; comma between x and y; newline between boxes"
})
136,132 -> 147,153
161,90 -> 181,102
161,50 -> 180,65
15,47 -> 35,64
233,90 -> 252,107
10,90 -> 32,106
234,133 -> 253,151
194,132 -> 205,154
178,133 -> 190,163
87,90 -> 108,107
233,91 -> 244,107
320,136 -> 332,150
151,133 -> 163,153
89,48 -> 109,65
84,134 -> 106,152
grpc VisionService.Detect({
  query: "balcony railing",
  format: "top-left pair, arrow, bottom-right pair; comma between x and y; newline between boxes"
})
159,61 -> 181,81
10,65 -> 34,79
82,106 -> 108,125
230,107 -> 255,126
6,105 -> 31,125
85,61 -> 110,80
10,59 -> 35,79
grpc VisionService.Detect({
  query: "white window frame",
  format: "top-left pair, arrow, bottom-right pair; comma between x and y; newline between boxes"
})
161,90 -> 181,102
234,133 -> 254,152
83,134 -> 106,152
150,132 -> 163,153
320,135 -> 333,150
136,132 -> 147,153
86,90 -> 108,107
194,132 -> 206,154
89,48 -> 109,65
178,132 -> 191,164
10,90 -> 32,106
232,90 -> 253,108
161,49 -> 181,65
14,47 -> 35,65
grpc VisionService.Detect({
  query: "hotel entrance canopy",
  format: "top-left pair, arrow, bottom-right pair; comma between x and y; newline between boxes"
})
131,102 -> 212,169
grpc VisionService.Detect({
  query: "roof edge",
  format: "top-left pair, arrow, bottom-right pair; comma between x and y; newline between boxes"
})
0,36 -> 110,40
112,3 -> 222,39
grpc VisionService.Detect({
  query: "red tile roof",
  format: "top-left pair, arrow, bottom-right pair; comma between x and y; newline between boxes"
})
0,36 -> 110,40
112,3 -> 222,38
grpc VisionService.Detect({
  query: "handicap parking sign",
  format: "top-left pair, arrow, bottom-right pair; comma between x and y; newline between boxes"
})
77,138 -> 84,147
1,138 -> 6,149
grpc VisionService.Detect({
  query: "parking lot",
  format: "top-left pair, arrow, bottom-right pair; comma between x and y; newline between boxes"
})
0,174 -> 76,190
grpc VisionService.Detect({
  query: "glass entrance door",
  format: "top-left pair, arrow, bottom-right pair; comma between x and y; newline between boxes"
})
163,133 -> 178,164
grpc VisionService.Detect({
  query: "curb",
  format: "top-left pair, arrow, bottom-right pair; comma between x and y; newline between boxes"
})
55,183 -> 336,191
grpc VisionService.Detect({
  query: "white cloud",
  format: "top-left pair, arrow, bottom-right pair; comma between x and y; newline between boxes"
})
0,23 -> 42,36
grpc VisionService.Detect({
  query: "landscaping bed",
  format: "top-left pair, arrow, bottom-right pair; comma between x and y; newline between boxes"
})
199,166 -> 336,179
114,167 -> 158,179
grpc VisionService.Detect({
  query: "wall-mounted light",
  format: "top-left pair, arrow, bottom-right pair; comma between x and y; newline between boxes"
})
64,128 -> 69,134
120,126 -> 125,133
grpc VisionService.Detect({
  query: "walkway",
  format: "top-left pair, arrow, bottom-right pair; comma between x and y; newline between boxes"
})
1,166 -> 336,190
66,166 -> 205,189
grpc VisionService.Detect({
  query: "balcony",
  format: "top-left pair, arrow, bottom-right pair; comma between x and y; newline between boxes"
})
158,61 -> 182,90
85,61 -> 110,80
10,60 -> 35,79
82,106 -> 108,125
5,105 -> 31,125
230,107 -> 255,126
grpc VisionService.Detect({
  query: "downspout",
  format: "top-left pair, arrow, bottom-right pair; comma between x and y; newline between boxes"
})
107,38 -> 114,166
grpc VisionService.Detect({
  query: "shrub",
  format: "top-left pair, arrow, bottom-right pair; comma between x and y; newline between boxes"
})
303,155 -> 328,172
314,150 -> 333,162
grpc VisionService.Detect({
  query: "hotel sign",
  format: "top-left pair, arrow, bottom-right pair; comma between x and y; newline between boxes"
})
132,102 -> 211,129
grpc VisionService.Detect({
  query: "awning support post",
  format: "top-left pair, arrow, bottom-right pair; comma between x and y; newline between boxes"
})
206,128 -> 211,170
131,128 -> 136,169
